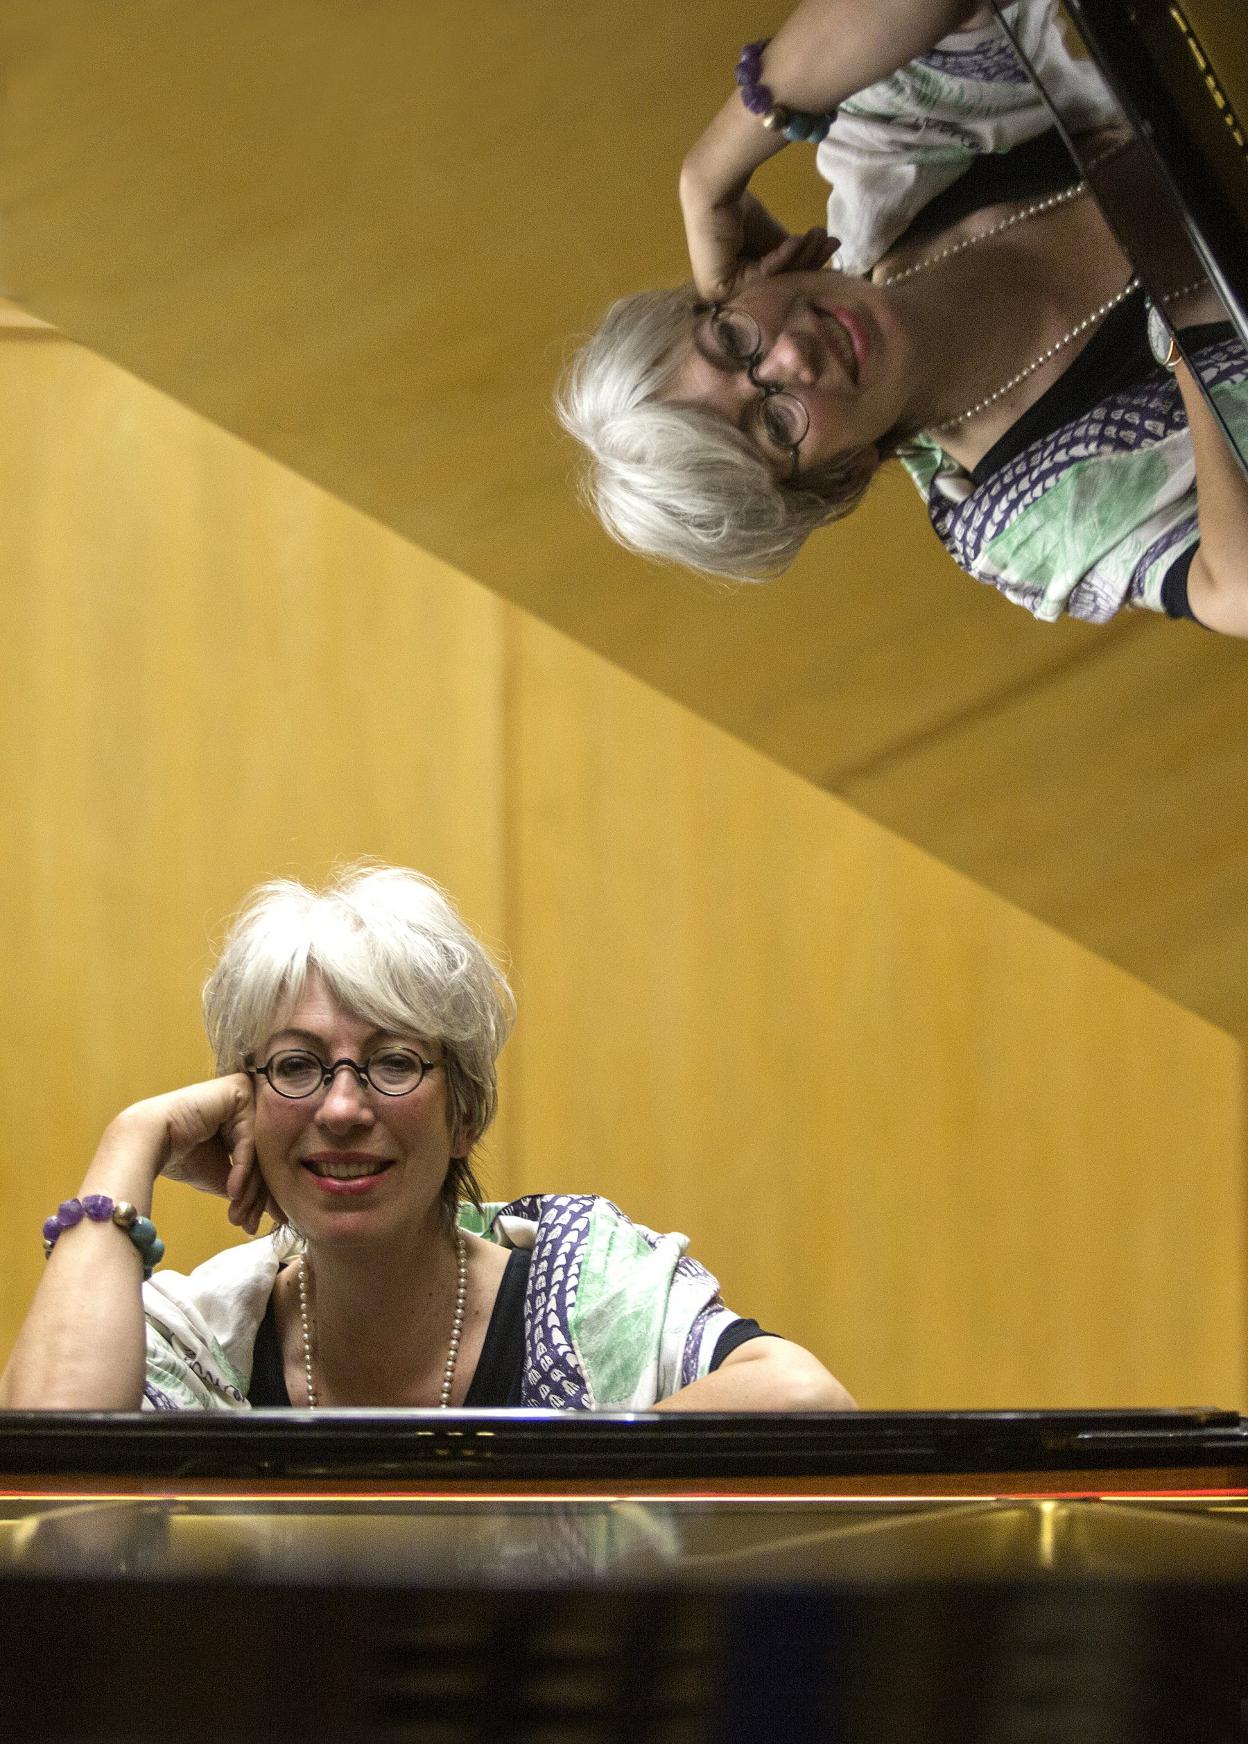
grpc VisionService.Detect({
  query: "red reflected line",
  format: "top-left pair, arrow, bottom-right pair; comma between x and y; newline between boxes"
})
3,1486 -> 1248,1505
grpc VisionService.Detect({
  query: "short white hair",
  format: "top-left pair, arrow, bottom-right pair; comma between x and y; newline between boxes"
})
556,286 -> 877,579
202,865 -> 515,1214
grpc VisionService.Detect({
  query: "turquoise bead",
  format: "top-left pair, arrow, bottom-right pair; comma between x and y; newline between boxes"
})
130,1216 -> 158,1251
146,1237 -> 166,1267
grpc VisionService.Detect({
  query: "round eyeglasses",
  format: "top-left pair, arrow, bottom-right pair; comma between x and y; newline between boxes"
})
702,304 -> 810,476
251,1047 -> 444,1100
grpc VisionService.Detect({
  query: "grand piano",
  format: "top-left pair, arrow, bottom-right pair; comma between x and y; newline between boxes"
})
4,1408 -> 1248,1740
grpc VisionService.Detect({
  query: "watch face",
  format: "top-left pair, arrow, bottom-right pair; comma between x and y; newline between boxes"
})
1147,301 -> 1177,369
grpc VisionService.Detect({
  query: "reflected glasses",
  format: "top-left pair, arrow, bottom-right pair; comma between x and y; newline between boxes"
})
699,303 -> 810,477
251,1047 -> 444,1100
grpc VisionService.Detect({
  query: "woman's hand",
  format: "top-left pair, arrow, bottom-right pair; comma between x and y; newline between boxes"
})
654,1336 -> 857,1413
679,0 -> 988,298
737,224 -> 840,286
680,104 -> 795,300
112,1073 -> 277,1235
163,1074 -> 279,1235
680,130 -> 839,301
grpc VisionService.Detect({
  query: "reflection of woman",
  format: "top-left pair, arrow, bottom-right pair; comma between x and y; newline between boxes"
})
560,0 -> 1248,633
1,866 -> 854,1413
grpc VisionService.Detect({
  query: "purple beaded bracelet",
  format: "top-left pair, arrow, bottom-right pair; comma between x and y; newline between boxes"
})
42,1196 -> 166,1280
735,39 -> 835,143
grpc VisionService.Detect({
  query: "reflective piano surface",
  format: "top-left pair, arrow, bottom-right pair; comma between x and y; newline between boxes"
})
4,1411 -> 1248,1740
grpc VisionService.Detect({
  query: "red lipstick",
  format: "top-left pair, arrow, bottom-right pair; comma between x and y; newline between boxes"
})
831,307 -> 869,383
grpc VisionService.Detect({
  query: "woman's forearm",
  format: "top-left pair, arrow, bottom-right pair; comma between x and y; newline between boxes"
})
654,1337 -> 857,1413
757,0 -> 988,114
683,0 -> 987,193
681,0 -> 990,297
1175,363 -> 1248,637
1,1073 -> 256,1411
0,1114 -> 163,1411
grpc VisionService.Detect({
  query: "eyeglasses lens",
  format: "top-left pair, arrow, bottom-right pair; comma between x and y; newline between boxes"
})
712,308 -> 761,362
263,1048 -> 425,1099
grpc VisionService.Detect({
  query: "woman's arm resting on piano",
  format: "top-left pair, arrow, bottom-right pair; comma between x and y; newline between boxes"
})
1176,361 -> 1248,637
654,1336 -> 857,1412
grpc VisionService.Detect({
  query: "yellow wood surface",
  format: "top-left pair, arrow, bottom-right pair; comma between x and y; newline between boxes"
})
0,3 -> 1245,1033
506,612 -> 1246,1407
1,335 -> 1242,1409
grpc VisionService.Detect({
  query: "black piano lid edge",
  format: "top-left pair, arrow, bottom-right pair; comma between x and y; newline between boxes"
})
2,1408 -> 1246,1480
1056,0 -> 1248,327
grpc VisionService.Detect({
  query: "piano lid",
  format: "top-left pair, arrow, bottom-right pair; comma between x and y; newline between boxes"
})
996,0 -> 1248,473
2,1406 -> 1246,1482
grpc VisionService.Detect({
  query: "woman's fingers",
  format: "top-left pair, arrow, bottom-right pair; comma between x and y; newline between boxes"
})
786,227 -> 837,270
737,191 -> 791,260
225,1128 -> 271,1236
225,1152 -> 252,1220
776,227 -> 831,270
738,227 -> 835,285
227,1167 -> 264,1235
161,1073 -> 254,1166
158,1073 -> 258,1202
806,229 -> 840,268
741,231 -> 806,279
682,183 -> 792,300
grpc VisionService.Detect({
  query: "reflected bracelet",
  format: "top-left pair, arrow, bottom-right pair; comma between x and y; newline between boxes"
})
42,1196 -> 165,1280
736,40 -> 836,143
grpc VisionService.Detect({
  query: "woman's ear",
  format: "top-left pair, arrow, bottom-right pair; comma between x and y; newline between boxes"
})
798,446 -> 882,520
819,445 -> 882,484
450,1124 -> 480,1162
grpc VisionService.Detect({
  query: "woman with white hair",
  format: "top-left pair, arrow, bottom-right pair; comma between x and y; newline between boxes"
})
559,0 -> 1248,633
1,865 -> 853,1413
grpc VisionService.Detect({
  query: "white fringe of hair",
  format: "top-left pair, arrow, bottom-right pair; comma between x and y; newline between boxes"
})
202,864 -> 516,1171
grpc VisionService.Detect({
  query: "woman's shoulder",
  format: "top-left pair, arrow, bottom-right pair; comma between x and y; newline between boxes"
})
462,1194 -> 691,1259
820,0 -> 1119,274
465,1197 -> 730,1410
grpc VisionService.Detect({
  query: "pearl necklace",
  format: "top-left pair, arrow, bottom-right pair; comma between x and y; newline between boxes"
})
296,1227 -> 468,1409
873,179 -> 1140,434
876,180 -> 1090,289
928,276 -> 1140,432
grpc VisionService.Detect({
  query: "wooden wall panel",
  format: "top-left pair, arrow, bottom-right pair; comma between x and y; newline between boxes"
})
842,625 -> 1248,1034
1,334 -> 1243,1412
5,2 -> 1246,1041
507,615 -> 1246,1408
0,339 -> 515,1347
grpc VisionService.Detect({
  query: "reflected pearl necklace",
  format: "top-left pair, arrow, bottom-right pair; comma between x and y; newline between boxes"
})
873,179 -> 1139,434
928,276 -> 1140,432
876,180 -> 1090,289
296,1227 -> 468,1409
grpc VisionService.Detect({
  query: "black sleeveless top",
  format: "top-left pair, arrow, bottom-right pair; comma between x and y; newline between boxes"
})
246,1249 -> 769,1407
891,128 -> 1233,620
